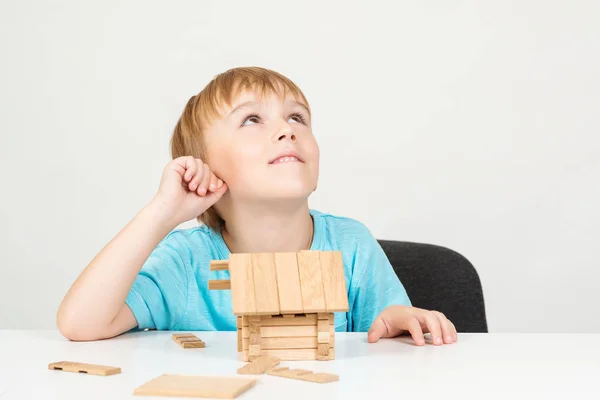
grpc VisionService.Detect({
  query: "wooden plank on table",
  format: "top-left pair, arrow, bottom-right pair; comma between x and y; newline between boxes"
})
274,252 -> 304,314
319,251 -> 349,311
229,254 -> 256,315
133,374 -> 257,398
48,361 -> 121,376
297,251 -> 327,312
259,314 -> 319,326
251,253 -> 280,315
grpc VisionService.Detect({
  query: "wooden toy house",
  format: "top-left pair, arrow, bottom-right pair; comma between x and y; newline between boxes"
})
209,250 -> 349,361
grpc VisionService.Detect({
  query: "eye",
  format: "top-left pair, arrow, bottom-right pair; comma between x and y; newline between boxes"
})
288,112 -> 307,124
241,114 -> 260,127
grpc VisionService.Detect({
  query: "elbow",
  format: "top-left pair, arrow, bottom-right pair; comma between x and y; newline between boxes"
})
56,308 -> 103,342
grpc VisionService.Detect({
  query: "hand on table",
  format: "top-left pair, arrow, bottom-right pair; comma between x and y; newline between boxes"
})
368,305 -> 458,346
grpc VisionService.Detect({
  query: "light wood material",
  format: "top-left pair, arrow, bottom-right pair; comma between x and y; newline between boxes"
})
274,252 -> 304,314
172,333 -> 205,349
48,361 -> 121,376
209,260 -> 229,271
268,367 -> 339,383
319,251 -> 349,311
237,355 -> 280,375
317,343 -> 330,360
297,251 -> 327,312
242,336 -> 318,350
251,253 -> 280,315
243,348 -> 320,361
133,374 -> 257,398
259,314 -> 321,326
229,254 -> 256,315
242,325 -> 318,338
208,280 -> 231,290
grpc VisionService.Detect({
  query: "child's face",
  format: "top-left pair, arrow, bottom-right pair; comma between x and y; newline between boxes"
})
205,90 -> 319,202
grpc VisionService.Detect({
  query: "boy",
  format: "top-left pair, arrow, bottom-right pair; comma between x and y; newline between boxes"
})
57,67 -> 457,347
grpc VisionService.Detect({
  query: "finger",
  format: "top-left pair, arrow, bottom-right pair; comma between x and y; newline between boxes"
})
450,321 -> 458,342
180,156 -> 197,183
188,159 -> 205,193
433,311 -> 455,344
422,312 -> 443,345
367,317 -> 388,343
406,316 -> 425,346
208,171 -> 219,192
198,163 -> 212,195
203,182 -> 228,206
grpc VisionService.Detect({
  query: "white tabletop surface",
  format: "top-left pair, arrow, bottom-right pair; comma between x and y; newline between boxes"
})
0,330 -> 598,399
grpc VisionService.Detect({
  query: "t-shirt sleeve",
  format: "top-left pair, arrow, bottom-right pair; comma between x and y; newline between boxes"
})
125,233 -> 190,330
348,231 -> 412,332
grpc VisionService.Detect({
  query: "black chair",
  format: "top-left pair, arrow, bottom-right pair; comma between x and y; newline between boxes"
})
378,240 -> 488,333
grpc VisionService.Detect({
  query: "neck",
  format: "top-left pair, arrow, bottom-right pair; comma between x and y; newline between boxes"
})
220,200 -> 314,253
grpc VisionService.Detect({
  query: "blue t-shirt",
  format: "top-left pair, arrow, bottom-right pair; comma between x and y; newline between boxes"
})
125,209 -> 411,332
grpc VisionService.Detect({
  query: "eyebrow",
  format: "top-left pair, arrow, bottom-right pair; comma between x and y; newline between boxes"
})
226,100 -> 310,119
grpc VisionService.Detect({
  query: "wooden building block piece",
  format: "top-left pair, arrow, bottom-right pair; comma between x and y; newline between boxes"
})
259,314 -> 317,326
172,333 -> 205,349
133,374 -> 257,398
236,316 -> 242,329
208,280 -> 231,290
318,319 -> 329,332
261,325 -> 317,338
251,253 -> 280,315
249,345 -> 261,356
297,251 -> 327,312
318,251 -> 349,311
209,259 -> 229,271
48,361 -> 121,376
237,355 -> 280,375
274,252 -> 304,314
268,367 -> 339,383
229,254 -> 257,315
237,330 -> 242,352
243,336 -> 317,350
318,332 -> 330,344
317,343 -> 330,360
244,348 -> 318,361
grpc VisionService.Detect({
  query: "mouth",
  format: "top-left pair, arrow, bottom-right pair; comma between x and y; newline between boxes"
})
269,153 -> 304,164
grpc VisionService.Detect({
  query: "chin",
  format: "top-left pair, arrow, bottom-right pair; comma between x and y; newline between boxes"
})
263,182 -> 315,200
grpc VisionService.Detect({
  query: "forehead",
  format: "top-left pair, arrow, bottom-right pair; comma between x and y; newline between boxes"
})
220,89 -> 308,114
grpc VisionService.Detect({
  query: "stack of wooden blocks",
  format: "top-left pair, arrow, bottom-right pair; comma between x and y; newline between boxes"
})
209,250 -> 349,361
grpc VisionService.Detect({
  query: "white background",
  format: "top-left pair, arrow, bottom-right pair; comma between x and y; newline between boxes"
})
1,0 -> 598,332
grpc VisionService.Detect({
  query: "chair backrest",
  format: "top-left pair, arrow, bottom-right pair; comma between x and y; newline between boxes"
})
377,240 -> 488,333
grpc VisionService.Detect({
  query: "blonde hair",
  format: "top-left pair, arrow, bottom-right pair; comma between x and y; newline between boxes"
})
170,66 -> 311,231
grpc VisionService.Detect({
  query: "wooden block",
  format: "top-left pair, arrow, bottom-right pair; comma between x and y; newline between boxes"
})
133,374 -> 257,398
282,314 -> 296,319
237,329 -> 242,352
297,251 -> 327,312
244,348 -> 318,361
260,314 -> 317,326
317,312 -> 329,320
208,280 -> 231,290
318,332 -> 329,344
330,323 -> 335,347
172,333 -> 205,348
319,251 -> 349,311
268,367 -> 338,383
229,254 -> 257,315
251,253 -> 280,315
237,355 -> 280,375
48,361 -> 121,376
209,259 -> 229,270
242,325 -> 317,339
318,319 -> 329,332
317,343 -> 330,360
274,252 -> 304,313
249,345 -> 261,356
236,316 -> 242,329
243,336 -> 317,350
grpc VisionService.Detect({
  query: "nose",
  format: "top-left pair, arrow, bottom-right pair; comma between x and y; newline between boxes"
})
273,121 -> 297,142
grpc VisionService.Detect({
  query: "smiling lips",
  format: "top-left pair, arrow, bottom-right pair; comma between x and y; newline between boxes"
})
269,152 -> 304,164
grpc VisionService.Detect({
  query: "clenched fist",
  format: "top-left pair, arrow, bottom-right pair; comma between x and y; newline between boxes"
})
151,156 -> 228,225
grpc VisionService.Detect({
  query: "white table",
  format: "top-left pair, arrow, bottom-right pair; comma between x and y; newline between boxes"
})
0,330 -> 598,399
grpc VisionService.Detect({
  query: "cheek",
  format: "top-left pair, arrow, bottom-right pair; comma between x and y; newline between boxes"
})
215,142 -> 265,185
